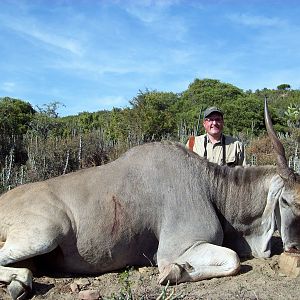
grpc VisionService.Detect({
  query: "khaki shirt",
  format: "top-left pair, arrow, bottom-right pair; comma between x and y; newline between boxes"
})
186,134 -> 246,166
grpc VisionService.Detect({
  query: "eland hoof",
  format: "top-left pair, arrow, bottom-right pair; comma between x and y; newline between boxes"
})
158,263 -> 183,285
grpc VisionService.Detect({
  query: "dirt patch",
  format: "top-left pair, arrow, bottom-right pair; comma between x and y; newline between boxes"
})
0,253 -> 299,300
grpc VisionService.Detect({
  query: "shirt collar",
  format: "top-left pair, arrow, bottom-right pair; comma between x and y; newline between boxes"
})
206,133 -> 224,144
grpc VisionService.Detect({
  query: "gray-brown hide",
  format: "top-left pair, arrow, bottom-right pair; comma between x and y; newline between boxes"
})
0,103 -> 300,300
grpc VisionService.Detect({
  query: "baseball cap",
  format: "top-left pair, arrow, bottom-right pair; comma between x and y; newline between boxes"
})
203,106 -> 223,119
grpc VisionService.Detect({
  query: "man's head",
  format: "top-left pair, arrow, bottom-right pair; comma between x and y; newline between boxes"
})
203,106 -> 224,140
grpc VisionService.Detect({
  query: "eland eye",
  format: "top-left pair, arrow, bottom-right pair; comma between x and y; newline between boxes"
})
281,197 -> 289,207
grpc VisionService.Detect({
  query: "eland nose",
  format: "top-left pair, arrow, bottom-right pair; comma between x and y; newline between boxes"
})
285,243 -> 300,254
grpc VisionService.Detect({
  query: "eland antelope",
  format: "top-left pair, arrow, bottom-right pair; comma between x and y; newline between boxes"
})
0,99 -> 299,299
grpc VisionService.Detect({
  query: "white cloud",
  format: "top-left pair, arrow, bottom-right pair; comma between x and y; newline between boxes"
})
227,13 -> 285,27
27,28 -> 83,56
118,0 -> 181,23
120,0 -> 187,41
49,57 -> 162,78
1,81 -> 16,93
0,14 -> 83,56
91,96 -> 129,110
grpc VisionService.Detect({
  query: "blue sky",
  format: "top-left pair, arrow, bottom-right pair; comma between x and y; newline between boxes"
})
0,0 -> 299,116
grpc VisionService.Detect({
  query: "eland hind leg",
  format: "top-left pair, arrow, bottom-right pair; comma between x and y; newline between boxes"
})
157,241 -> 240,285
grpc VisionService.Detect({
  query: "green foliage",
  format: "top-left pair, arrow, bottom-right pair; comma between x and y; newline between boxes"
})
117,268 -> 134,300
277,83 -> 291,90
130,90 -> 179,141
29,102 -> 65,139
176,78 -> 243,134
62,110 -> 111,134
0,97 -> 35,169
0,97 -> 35,135
254,88 -> 300,116
106,108 -> 133,141
222,95 -> 264,136
156,280 -> 180,300
222,94 -> 286,137
285,103 -> 300,128
1,78 -> 299,192
104,269 -> 180,300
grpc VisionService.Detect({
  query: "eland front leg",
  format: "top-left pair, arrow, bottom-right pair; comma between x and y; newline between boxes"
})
0,266 -> 32,300
157,241 -> 240,284
0,218 -> 65,299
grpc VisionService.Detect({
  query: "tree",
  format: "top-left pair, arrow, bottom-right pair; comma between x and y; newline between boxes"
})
222,95 -> 265,136
0,97 -> 35,136
130,90 -> 179,140
176,78 -> 243,134
29,101 -> 64,139
0,97 -> 35,167
277,84 -> 291,91
106,107 -> 131,141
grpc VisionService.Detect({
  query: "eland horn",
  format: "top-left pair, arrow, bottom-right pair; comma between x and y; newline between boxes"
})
264,97 -> 295,181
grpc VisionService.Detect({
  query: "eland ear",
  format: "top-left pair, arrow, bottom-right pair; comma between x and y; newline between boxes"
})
264,97 -> 296,182
258,175 -> 284,256
262,175 -> 284,225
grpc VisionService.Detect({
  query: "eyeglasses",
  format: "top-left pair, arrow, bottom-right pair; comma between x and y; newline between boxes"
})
204,117 -> 223,123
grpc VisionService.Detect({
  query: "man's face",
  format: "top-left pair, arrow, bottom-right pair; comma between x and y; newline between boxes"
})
203,112 -> 224,138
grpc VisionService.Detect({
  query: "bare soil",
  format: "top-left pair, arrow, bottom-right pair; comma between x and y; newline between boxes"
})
0,238 -> 299,300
